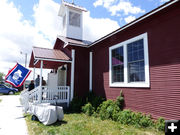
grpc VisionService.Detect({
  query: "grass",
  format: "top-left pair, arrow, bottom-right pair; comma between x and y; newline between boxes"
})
0,99 -> 2,102
14,91 -> 21,95
25,113 -> 164,135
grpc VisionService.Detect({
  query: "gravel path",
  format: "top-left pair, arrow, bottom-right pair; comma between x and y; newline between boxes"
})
0,95 -> 28,135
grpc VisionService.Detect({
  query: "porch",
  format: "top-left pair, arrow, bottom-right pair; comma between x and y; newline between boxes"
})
21,47 -> 75,108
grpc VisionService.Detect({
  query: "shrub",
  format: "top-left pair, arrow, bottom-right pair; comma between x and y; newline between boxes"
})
85,92 -> 105,110
117,110 -> 154,128
155,117 -> 165,131
139,114 -> 154,128
69,97 -> 85,113
115,90 -> 124,110
96,100 -> 120,120
82,103 -> 95,116
118,109 -> 132,125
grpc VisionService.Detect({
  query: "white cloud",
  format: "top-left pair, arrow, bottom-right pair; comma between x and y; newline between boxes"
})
0,0 -> 120,81
160,0 -> 170,3
33,0 -> 62,42
93,0 -> 145,16
124,15 -> 136,23
0,0 -> 53,80
83,12 -> 119,41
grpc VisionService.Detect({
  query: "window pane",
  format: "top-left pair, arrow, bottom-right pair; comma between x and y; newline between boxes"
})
63,14 -> 66,28
112,46 -> 124,82
112,65 -> 124,82
69,11 -> 80,27
128,61 -> 145,82
128,39 -> 144,62
127,39 -> 145,82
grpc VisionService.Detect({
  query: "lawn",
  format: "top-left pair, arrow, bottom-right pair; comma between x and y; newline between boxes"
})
25,113 -> 164,135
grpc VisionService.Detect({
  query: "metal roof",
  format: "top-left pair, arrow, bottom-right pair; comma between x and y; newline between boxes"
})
33,47 -> 71,61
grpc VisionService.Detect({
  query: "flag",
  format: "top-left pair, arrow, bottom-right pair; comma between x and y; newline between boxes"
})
5,63 -> 31,87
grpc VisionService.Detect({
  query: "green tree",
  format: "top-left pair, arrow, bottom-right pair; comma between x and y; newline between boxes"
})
0,72 -> 5,83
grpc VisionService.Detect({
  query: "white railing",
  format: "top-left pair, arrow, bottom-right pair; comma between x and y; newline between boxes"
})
20,86 -> 70,108
28,86 -> 40,104
41,86 -> 70,106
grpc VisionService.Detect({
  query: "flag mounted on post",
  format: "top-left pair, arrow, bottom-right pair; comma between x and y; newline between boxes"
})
5,63 -> 31,87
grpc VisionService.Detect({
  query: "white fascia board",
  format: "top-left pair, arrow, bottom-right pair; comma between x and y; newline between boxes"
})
35,57 -> 72,63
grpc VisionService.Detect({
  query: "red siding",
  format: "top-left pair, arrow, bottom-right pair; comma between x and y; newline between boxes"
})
89,2 -> 180,120
69,46 -> 89,97
54,39 -> 89,97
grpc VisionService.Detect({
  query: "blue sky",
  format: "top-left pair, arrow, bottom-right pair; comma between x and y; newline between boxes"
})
0,0 -> 169,79
11,0 -> 168,26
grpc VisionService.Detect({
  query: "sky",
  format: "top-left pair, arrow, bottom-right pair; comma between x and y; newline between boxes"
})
0,0 -> 170,81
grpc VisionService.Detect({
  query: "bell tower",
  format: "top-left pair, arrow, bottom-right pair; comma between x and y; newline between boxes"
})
58,0 -> 87,40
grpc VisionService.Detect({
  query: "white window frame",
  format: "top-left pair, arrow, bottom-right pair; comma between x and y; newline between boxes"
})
109,33 -> 150,88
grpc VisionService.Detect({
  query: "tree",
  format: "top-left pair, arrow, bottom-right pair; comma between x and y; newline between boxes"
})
0,72 -> 5,83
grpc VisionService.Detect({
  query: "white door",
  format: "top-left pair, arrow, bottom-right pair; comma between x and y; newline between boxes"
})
47,73 -> 58,89
58,65 -> 67,86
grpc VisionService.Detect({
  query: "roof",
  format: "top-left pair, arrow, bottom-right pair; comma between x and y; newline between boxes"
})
29,47 -> 71,69
58,36 -> 91,47
62,1 -> 87,12
88,0 -> 179,47
33,47 -> 71,61
59,1 -> 87,16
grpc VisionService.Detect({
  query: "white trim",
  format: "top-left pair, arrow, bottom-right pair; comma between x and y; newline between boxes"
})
109,33 -> 150,88
33,67 -> 35,81
89,52 -> 93,92
35,57 -> 72,63
65,64 -> 67,86
89,0 -> 178,47
70,49 -> 75,101
68,43 -> 89,48
39,60 -> 43,103
34,59 -> 39,65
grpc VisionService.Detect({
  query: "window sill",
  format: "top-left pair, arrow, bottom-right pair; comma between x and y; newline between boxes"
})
109,82 -> 150,88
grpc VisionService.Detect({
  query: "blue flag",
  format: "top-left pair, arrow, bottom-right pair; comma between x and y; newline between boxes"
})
5,63 -> 31,87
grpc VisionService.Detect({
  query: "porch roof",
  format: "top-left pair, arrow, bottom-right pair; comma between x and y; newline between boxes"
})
29,47 -> 71,69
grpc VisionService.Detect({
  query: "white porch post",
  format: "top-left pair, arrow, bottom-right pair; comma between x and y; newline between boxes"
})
70,49 -> 75,101
33,67 -> 35,81
89,52 -> 93,92
39,60 -> 43,103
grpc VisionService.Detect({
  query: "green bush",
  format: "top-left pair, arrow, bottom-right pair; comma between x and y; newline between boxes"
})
85,92 -> 105,110
82,103 -> 95,116
118,110 -> 132,125
69,97 -> 85,113
96,100 -> 120,120
117,110 -> 154,128
139,114 -> 154,128
155,117 -> 165,131
115,90 -> 124,110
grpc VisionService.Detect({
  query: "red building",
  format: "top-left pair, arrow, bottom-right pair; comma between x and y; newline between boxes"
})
29,0 -> 180,120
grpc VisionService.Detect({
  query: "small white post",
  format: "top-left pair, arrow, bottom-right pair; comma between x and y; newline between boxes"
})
33,67 -> 35,81
39,60 -> 43,103
89,52 -> 93,92
70,49 -> 75,101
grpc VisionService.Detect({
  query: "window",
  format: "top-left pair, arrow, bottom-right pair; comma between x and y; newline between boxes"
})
109,33 -> 150,87
63,14 -> 66,28
112,46 -> 124,82
69,11 -> 80,27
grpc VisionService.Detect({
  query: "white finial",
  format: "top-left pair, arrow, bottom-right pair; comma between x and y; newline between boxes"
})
72,0 -> 74,4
